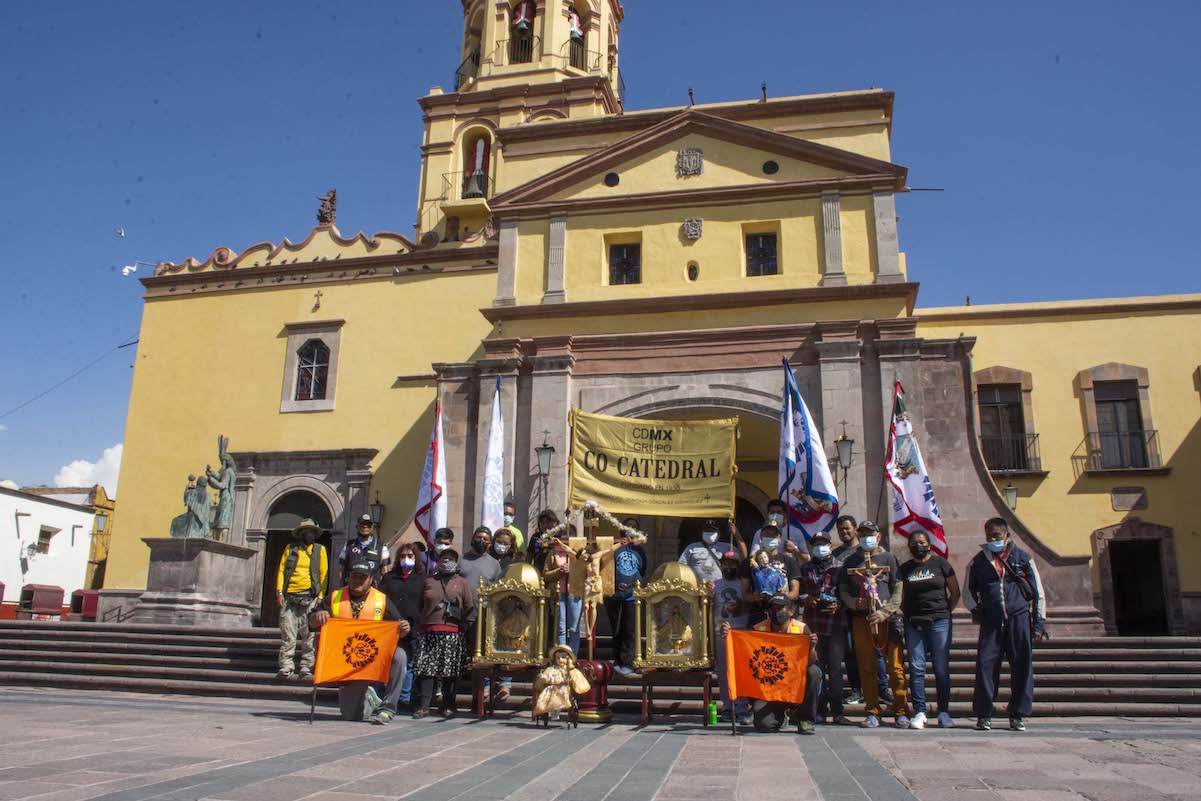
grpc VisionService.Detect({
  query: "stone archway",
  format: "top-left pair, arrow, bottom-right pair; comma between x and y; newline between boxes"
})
1093,517 -> 1184,635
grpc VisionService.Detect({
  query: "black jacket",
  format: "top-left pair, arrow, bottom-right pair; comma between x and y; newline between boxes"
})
379,569 -> 424,630
965,542 -> 1046,632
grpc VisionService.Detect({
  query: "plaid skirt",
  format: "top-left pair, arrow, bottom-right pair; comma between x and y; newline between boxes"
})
413,631 -> 469,679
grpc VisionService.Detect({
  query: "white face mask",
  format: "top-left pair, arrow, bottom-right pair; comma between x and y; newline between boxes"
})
860,536 -> 878,552
701,530 -> 719,545
399,557 -> 416,570
434,542 -> 451,554
503,514 -> 514,526
812,544 -> 832,559
493,543 -> 510,555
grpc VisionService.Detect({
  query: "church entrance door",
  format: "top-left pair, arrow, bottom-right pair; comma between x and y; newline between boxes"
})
260,490 -> 334,627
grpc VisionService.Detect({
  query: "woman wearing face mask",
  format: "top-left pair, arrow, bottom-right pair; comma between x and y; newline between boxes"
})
381,542 -> 424,709
526,510 -> 560,572
900,530 -> 960,730
412,548 -> 473,718
490,528 -> 520,570
542,528 -> 584,655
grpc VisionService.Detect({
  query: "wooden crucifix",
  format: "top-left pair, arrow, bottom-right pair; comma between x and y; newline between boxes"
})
844,556 -> 891,637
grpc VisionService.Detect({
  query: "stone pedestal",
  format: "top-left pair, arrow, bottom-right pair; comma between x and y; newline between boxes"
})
134,538 -> 257,627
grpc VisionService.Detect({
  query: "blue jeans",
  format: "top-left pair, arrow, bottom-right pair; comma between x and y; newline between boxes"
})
398,643 -> 414,703
906,618 -> 952,715
558,596 -> 583,654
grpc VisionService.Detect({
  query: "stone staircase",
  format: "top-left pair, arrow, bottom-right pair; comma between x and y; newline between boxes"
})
2,620 -> 1200,717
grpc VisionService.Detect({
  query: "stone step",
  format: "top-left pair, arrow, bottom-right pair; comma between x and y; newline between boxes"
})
0,639 -> 278,659
0,649 -> 278,671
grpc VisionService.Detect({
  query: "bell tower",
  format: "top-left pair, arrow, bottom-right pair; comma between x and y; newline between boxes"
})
453,0 -> 624,104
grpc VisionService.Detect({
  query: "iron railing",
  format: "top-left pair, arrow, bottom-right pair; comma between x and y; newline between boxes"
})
497,35 -> 541,66
1077,430 -> 1161,471
454,48 -> 481,91
566,39 -> 603,71
980,433 -> 1042,473
443,170 -> 493,202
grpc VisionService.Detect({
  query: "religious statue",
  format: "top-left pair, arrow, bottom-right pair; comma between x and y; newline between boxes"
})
496,595 -> 532,652
568,8 -> 584,40
532,645 -> 591,722
205,435 -> 237,542
579,545 -> 606,650
655,601 -> 694,655
316,189 -> 337,225
512,0 -> 535,31
169,475 -> 212,539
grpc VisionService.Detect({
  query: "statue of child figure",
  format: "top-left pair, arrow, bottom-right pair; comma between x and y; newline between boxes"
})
532,645 -> 591,726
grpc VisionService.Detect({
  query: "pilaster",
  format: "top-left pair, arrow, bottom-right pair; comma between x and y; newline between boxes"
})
873,191 -> 904,283
543,214 -> 568,304
526,337 -> 575,524
494,220 -> 519,307
820,192 -> 846,287
815,322 -> 866,518
472,348 -> 523,536
434,362 -> 481,540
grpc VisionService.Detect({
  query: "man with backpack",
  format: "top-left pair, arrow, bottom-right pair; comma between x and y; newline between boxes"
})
275,518 -> 329,677
964,517 -> 1048,732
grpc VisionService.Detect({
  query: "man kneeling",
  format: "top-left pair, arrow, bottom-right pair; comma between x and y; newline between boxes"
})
309,558 -> 411,724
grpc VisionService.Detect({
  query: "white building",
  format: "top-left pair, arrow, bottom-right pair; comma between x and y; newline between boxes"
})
0,485 -> 95,610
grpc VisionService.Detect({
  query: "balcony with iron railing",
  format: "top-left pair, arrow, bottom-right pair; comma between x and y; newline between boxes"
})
564,39 -> 603,72
439,170 -> 493,216
1072,430 -> 1168,476
454,48 -> 481,91
496,35 -> 541,67
980,433 -> 1045,474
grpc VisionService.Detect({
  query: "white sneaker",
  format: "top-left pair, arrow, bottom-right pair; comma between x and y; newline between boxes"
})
895,715 -> 911,729
862,714 -> 880,729
938,712 -> 956,728
909,712 -> 927,730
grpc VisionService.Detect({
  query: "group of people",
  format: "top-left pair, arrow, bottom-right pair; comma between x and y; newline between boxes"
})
274,500 -> 1048,733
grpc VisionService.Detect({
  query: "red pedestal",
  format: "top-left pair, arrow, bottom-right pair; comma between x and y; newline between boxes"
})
576,659 -> 613,722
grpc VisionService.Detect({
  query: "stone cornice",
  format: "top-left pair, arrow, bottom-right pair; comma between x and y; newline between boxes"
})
419,75 -> 619,116
480,282 -> 919,323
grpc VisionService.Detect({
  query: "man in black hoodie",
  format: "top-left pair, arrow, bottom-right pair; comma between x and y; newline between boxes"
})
964,517 -> 1048,732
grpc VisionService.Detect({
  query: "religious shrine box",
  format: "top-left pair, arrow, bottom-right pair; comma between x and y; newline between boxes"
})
473,563 -> 552,667
633,563 -> 713,670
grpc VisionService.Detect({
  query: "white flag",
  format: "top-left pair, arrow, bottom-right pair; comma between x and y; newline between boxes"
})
480,375 -> 506,532
414,402 -> 447,547
884,381 -> 948,557
778,358 -> 840,542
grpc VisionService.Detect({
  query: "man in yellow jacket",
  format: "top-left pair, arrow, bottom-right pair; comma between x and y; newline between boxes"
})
275,519 -> 328,678
309,557 -> 411,724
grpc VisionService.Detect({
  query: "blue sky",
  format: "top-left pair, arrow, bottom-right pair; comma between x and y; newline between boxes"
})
2,0 -> 1199,491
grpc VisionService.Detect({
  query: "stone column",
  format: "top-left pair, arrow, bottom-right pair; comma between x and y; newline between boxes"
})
434,362 -> 480,539
494,219 -> 519,307
815,322 -> 866,518
525,337 -> 575,526
543,214 -> 568,304
230,465 -> 256,549
820,192 -> 846,287
873,191 -> 903,283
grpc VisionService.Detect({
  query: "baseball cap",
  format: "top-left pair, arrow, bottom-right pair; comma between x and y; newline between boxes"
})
356,514 -> 374,526
857,520 -> 880,533
810,531 -> 832,544
767,592 -> 790,607
720,550 -> 739,561
760,521 -> 781,534
348,557 -> 375,575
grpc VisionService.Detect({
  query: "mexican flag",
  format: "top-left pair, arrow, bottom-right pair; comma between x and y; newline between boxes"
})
884,382 -> 948,557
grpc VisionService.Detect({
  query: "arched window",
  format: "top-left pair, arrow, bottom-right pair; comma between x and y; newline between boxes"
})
462,133 -> 492,199
568,6 -> 588,70
510,1 -> 536,63
295,339 -> 330,401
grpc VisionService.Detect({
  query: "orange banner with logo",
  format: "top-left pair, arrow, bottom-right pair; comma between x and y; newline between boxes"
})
314,619 -> 401,685
725,629 -> 810,704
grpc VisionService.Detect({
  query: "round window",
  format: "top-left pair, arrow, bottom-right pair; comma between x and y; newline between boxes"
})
762,160 -> 780,175
604,172 -> 620,187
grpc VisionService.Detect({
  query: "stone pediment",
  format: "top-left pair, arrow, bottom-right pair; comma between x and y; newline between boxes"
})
152,224 -> 416,277
490,110 -> 906,212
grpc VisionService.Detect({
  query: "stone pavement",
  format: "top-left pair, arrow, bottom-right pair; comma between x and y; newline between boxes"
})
1,689 -> 1199,801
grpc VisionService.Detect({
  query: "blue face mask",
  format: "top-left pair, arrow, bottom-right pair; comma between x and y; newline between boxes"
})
761,537 -> 780,552
859,536 -> 878,552
812,544 -> 832,559
984,540 -> 1006,553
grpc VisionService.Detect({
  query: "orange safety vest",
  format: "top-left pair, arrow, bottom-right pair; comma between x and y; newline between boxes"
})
753,618 -> 806,635
330,587 -> 387,621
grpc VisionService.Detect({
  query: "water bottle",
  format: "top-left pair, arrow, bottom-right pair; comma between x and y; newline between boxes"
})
707,700 -> 718,725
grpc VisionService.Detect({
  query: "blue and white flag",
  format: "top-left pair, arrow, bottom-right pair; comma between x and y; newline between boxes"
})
778,358 -> 840,542
480,375 -> 506,533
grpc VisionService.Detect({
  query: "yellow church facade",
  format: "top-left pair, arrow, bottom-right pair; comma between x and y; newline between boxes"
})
105,0 -> 1201,636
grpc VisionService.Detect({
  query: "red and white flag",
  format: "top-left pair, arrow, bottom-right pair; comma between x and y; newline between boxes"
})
884,382 -> 948,557
413,402 -> 447,547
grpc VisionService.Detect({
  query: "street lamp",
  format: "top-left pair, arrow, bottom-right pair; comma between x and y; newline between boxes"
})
1003,481 -> 1018,511
535,430 -> 556,512
370,491 -> 386,526
833,421 -> 855,497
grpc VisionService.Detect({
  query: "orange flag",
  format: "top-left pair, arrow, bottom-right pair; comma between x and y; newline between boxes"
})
725,629 -> 810,704
313,619 -> 401,685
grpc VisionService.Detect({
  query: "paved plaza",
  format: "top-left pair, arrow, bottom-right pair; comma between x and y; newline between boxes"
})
0,689 -> 1199,801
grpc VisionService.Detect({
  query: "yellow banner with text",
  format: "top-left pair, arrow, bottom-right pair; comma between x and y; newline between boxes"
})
567,409 -> 738,519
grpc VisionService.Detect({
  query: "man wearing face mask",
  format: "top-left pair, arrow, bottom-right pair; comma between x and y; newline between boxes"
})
502,501 -> 525,551
799,531 -> 851,725
607,519 -> 648,677
713,550 -> 752,724
831,514 -> 888,706
678,520 -> 733,584
458,526 -> 503,591
838,520 -> 908,729
274,519 -> 328,678
750,499 -> 810,560
338,514 -> 390,586
964,518 -> 1047,732
721,593 -> 821,734
748,521 -> 803,625
425,528 -> 455,573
